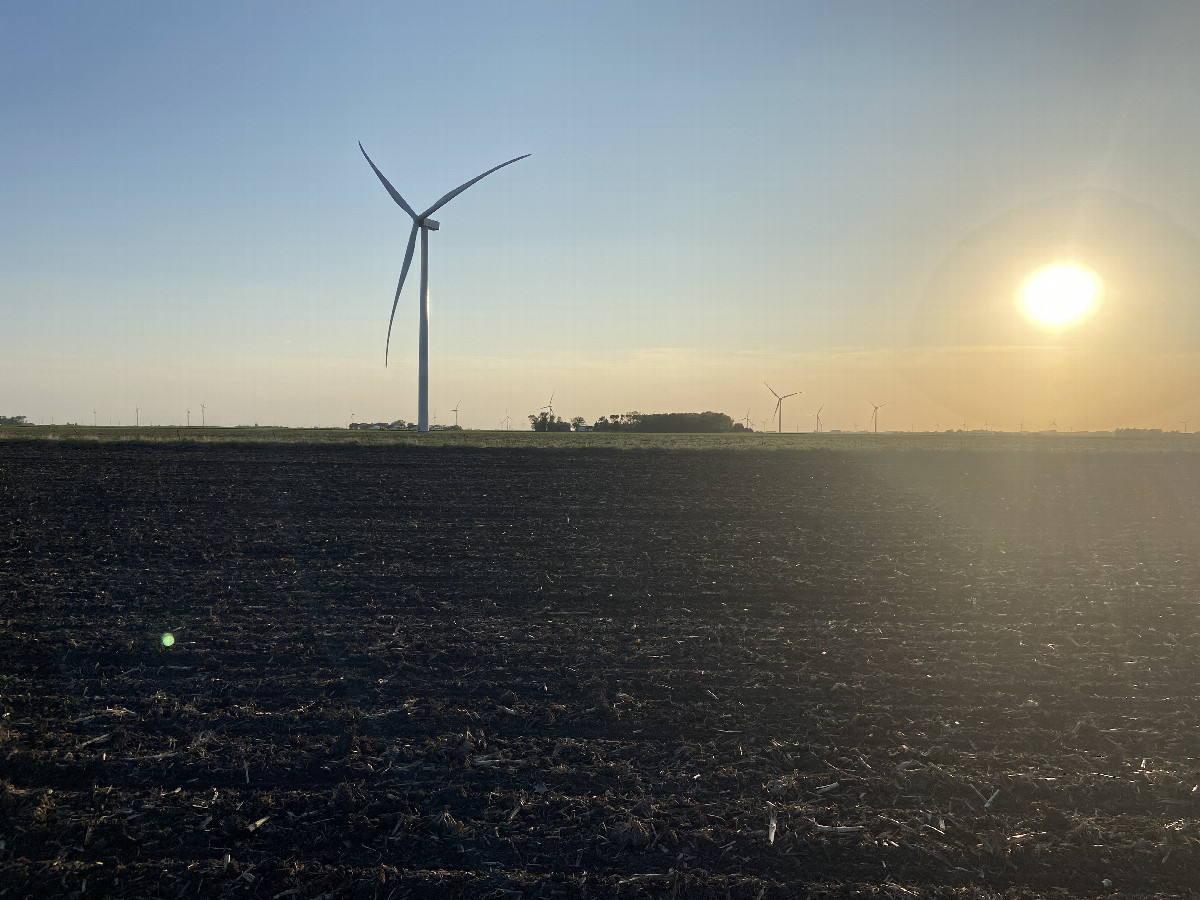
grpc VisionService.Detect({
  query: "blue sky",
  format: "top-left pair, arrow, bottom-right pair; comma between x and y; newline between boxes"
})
3,1 -> 1199,430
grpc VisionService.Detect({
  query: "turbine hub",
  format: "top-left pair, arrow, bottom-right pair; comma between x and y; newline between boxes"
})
423,218 -> 440,231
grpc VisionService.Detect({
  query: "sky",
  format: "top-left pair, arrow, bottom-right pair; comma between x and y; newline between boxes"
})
2,0 -> 1199,431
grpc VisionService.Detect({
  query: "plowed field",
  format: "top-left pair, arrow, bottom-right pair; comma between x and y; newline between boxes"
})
2,441 -> 1199,898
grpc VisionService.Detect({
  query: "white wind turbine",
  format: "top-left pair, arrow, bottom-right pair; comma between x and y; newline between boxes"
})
868,400 -> 885,434
360,143 -> 530,433
814,406 -> 823,433
764,383 -> 799,434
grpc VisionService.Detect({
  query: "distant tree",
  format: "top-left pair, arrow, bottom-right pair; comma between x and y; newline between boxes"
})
0,415 -> 30,426
528,411 -> 562,432
570,416 -> 586,431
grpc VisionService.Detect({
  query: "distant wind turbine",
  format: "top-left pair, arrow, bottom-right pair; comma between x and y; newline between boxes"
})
360,143 -> 530,433
541,391 -> 556,420
452,402 -> 460,428
814,406 -> 823,434
500,411 -> 512,431
868,401 -> 885,434
186,409 -> 191,427
764,383 -> 799,434
742,408 -> 753,430
201,403 -> 206,427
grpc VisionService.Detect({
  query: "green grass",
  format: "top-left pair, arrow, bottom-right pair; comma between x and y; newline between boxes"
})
2,425 -> 1198,452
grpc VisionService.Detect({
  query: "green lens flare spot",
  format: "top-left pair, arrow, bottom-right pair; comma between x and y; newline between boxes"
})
161,633 -> 175,647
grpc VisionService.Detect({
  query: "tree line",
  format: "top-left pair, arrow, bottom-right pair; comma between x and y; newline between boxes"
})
529,411 -> 744,433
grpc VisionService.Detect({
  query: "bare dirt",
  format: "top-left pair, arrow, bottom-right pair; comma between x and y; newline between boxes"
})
1,441 -> 1199,898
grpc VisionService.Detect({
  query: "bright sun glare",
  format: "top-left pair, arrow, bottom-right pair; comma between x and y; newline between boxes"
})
1020,264 -> 1100,328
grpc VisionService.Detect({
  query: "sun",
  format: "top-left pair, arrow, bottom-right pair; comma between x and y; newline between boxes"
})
1020,264 -> 1101,328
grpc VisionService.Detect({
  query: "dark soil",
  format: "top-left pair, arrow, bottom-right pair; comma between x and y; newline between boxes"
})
1,442 -> 1199,898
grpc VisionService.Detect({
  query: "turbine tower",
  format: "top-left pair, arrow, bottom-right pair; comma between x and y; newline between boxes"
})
764,382 -> 799,434
360,143 -> 530,433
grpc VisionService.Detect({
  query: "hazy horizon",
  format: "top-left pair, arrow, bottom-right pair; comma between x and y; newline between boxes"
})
4,1 -> 1199,432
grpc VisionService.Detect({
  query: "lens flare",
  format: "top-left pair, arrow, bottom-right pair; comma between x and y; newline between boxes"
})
161,633 -> 175,647
1020,264 -> 1100,328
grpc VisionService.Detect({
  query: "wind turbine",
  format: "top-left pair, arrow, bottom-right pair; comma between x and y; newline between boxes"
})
201,403 -> 206,427
764,383 -> 799,434
741,408 -> 753,430
541,391 -> 556,420
500,411 -> 512,431
186,409 -> 191,427
360,143 -> 530,433
814,406 -> 823,433
135,407 -> 140,428
868,401 -> 885,434
452,402 -> 460,428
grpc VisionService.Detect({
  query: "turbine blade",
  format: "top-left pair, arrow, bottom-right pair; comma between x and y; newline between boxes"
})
385,222 -> 421,366
764,382 -> 781,399
360,142 -> 418,220
421,154 -> 531,219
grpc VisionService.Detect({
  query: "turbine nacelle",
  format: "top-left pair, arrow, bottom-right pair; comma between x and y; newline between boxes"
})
422,219 -> 440,231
